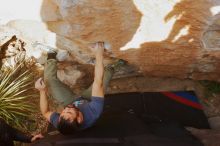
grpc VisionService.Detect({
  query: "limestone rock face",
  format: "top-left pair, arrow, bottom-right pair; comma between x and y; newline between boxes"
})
1,0 -> 220,81
57,65 -> 82,88
40,0 -> 220,81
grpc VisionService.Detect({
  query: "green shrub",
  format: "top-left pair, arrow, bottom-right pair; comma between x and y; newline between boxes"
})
0,61 -> 37,130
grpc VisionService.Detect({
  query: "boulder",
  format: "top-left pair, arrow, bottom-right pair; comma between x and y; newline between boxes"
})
40,0 -> 220,81
0,0 -> 220,81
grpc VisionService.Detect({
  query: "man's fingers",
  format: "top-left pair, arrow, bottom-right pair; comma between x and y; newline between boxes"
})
36,78 -> 42,85
35,77 -> 46,89
39,78 -> 44,83
97,42 -> 104,48
36,134 -> 44,138
89,42 -> 105,53
38,77 -> 42,82
31,134 -> 44,142
40,78 -> 45,85
41,81 -> 46,87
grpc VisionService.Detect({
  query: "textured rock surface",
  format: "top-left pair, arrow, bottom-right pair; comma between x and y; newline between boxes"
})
1,0 -> 220,82
57,64 -> 82,88
186,127 -> 220,146
40,0 -> 220,81
208,116 -> 220,129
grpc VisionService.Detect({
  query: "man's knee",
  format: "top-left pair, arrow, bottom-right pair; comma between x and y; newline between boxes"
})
44,77 -> 56,86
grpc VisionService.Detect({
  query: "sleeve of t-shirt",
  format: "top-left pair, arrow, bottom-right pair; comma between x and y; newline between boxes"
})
88,96 -> 104,119
50,112 -> 60,128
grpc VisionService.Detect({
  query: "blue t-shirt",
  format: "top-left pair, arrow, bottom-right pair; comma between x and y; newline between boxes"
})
50,96 -> 104,130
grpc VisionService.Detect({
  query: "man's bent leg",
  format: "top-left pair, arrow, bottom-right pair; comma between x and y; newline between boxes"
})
81,66 -> 114,100
44,59 -> 76,106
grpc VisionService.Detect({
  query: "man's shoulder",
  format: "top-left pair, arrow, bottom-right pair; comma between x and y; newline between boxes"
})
50,112 -> 60,128
91,96 -> 104,102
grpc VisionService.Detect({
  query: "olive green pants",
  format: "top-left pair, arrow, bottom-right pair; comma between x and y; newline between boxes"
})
44,59 -> 114,107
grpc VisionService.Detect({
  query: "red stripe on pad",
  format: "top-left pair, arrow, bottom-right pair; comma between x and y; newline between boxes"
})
161,92 -> 203,110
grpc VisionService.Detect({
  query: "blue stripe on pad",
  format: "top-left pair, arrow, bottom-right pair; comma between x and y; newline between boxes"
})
172,91 -> 199,103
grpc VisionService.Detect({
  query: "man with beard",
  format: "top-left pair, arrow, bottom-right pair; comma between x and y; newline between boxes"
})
35,42 -> 124,135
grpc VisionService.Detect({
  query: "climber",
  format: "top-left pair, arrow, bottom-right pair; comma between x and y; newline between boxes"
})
0,118 -> 43,146
35,42 -> 125,135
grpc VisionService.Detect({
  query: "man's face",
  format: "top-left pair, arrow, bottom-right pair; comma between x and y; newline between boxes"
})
60,106 -> 83,123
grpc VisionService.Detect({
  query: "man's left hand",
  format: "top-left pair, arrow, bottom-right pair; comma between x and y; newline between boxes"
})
35,78 -> 46,91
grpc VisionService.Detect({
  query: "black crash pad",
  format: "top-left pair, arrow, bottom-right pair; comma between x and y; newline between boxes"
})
32,91 -> 209,146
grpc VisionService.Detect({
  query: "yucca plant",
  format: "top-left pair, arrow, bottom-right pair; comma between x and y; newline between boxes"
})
0,61 -> 37,130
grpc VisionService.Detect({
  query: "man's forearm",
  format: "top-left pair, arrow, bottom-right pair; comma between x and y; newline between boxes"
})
94,51 -> 104,85
39,91 -> 49,116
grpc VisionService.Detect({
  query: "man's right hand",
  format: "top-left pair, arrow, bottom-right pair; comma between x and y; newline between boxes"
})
90,42 -> 104,55
35,78 -> 46,91
31,134 -> 44,142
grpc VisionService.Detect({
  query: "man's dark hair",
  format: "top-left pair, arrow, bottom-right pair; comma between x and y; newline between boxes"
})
57,116 -> 81,135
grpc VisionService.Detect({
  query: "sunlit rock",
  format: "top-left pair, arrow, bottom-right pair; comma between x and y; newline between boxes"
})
0,0 -> 220,81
